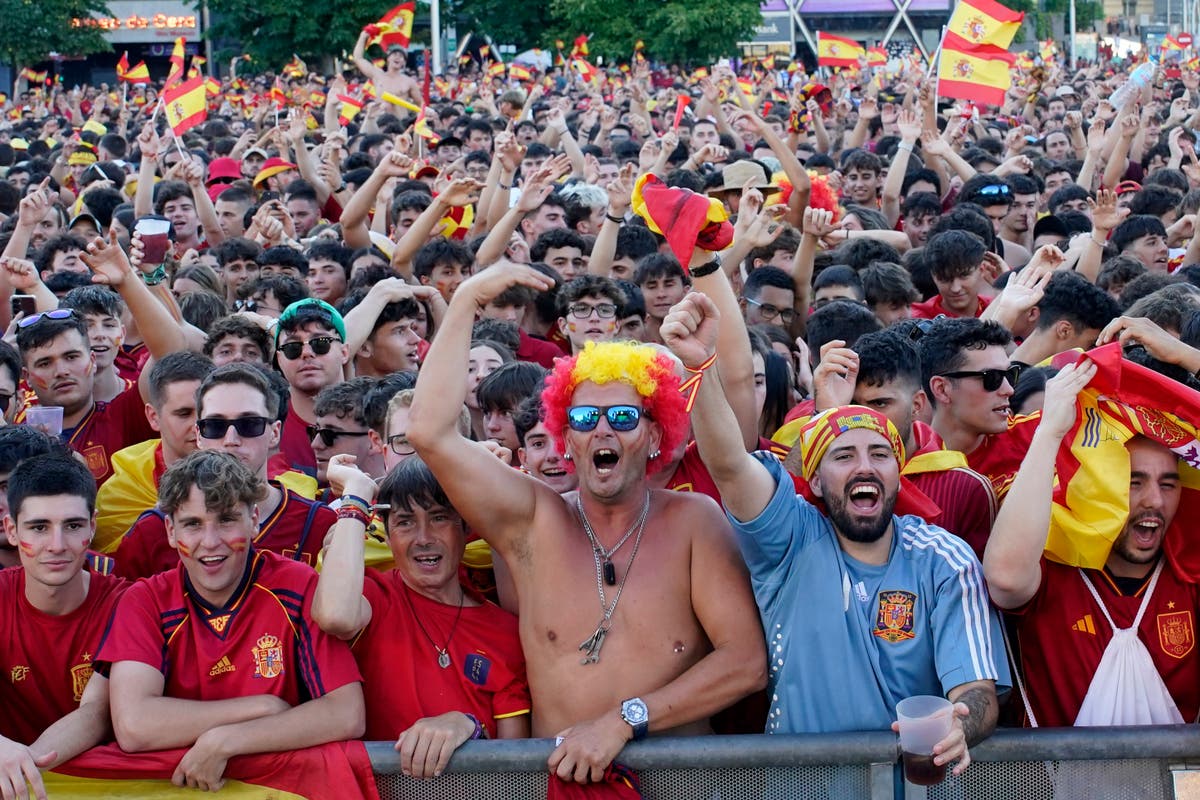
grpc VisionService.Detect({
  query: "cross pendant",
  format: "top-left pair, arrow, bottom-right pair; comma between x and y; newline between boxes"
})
579,622 -> 609,665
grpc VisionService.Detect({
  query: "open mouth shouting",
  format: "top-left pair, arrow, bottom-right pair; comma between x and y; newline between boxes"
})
593,448 -> 620,475
846,480 -> 884,516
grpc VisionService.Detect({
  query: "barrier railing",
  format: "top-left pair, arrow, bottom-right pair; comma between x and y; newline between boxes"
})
367,726 -> 1200,799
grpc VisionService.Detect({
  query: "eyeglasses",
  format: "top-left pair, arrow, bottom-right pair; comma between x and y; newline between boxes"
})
307,425 -> 370,447
743,296 -> 795,324
386,434 -> 416,456
937,365 -> 1021,392
906,315 -> 947,342
197,416 -> 271,439
568,302 -> 618,319
566,404 -> 647,432
278,336 -> 340,360
17,308 -> 74,328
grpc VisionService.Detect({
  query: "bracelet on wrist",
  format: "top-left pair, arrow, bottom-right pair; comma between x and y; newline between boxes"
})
605,212 -> 625,224
679,351 -> 718,413
499,182 -> 512,190
690,258 -> 722,278
897,140 -> 915,153
336,506 -> 371,527
141,264 -> 167,286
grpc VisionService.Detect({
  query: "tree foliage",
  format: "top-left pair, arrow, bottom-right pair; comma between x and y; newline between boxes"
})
206,0 -> 398,69
451,0 -> 554,50
546,0 -> 761,65
0,0 -> 112,67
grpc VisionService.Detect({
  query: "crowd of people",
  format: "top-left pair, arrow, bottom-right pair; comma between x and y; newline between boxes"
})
0,33 -> 1198,797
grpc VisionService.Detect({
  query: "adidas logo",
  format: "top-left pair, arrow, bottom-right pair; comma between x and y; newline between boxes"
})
209,656 -> 236,677
1071,614 -> 1096,635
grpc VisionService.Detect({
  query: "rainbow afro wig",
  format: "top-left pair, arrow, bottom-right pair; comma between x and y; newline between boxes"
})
541,341 -> 688,476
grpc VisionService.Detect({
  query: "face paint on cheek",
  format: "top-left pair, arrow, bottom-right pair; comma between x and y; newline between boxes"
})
28,374 -> 49,391
175,541 -> 192,558
228,538 -> 249,552
17,540 -> 34,557
567,322 -> 578,333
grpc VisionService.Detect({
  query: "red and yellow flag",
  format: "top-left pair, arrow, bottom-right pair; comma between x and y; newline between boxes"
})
486,61 -> 506,78
1162,34 -> 1186,51
1042,344 -> 1200,577
817,32 -> 866,68
337,94 -> 364,126
165,37 -> 186,88
867,46 -> 888,67
162,74 -> 207,136
572,58 -> 599,84
509,63 -> 533,82
19,68 -> 47,84
938,32 -> 1015,106
365,2 -> 414,51
571,34 -> 589,59
119,59 -> 150,85
946,0 -> 1024,49
414,106 -> 440,143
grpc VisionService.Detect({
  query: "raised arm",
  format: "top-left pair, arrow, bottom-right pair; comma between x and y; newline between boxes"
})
983,360 -> 1097,609
587,167 -> 633,277
881,108 -> 922,227
391,177 -> 482,270
660,292 -> 778,521
312,459 -> 377,640
352,32 -> 386,85
340,150 -> 413,251
180,156 -> 225,248
1076,189 -> 1127,283
407,262 -> 555,556
133,124 -> 160,219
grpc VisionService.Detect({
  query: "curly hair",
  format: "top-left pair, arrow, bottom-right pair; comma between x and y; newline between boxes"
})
540,341 -> 686,475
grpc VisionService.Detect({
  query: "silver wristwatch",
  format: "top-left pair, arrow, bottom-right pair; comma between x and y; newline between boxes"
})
620,697 -> 649,741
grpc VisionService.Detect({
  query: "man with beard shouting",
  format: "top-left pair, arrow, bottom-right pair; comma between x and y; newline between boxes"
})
662,292 -> 1007,778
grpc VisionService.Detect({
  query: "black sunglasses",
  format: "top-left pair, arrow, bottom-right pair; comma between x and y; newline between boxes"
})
278,336 -> 339,361
307,425 -> 370,447
566,404 -> 646,432
937,365 -> 1021,392
17,308 -> 74,328
197,416 -> 271,439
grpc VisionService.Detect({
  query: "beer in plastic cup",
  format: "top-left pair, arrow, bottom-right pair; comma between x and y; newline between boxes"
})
896,695 -> 953,786
25,405 -> 64,436
134,217 -> 171,264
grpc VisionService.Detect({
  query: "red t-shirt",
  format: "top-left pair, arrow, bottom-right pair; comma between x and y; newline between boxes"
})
1012,560 -> 1200,727
113,486 -> 334,579
911,294 -> 992,320
516,329 -> 566,369
906,424 -> 998,560
353,572 -> 529,741
278,398 -> 317,480
97,550 -> 360,704
65,385 -> 158,486
114,342 -> 150,383
0,569 -> 127,745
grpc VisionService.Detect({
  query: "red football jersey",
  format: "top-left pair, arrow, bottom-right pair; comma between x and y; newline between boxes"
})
113,487 -> 334,579
353,572 -> 529,741
114,342 -> 150,383
65,384 -> 158,486
1012,560 -> 1200,727
278,399 -> 318,480
97,550 -> 360,704
0,569 -> 127,744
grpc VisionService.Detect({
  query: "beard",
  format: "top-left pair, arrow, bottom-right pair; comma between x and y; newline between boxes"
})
824,480 -> 898,544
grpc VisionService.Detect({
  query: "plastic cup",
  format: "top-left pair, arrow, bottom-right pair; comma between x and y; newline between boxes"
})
896,695 -> 953,786
25,405 -> 63,437
134,217 -> 171,264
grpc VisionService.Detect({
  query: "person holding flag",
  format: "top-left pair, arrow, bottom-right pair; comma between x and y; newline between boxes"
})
352,3 -> 422,107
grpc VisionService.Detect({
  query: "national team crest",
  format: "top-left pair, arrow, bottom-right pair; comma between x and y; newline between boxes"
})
71,662 -> 93,701
252,633 -> 284,679
962,17 -> 987,41
1158,610 -> 1194,659
874,590 -> 917,643
953,59 -> 974,79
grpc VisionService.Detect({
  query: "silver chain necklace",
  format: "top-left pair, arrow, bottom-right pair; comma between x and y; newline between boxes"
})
575,491 -> 651,665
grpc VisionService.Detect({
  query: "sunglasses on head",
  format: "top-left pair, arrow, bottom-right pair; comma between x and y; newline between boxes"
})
278,336 -> 340,360
976,184 -> 1011,197
566,405 -> 646,432
197,416 -> 271,439
938,365 -> 1021,392
17,308 -> 74,328
307,425 -> 370,447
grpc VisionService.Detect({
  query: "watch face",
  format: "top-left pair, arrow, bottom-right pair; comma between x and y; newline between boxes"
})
623,699 -> 648,724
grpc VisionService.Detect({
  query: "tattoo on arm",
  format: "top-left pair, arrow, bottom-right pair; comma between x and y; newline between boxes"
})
955,685 -> 998,746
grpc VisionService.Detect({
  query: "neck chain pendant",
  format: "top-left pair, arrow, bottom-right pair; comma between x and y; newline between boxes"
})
603,560 -> 617,586
437,649 -> 451,669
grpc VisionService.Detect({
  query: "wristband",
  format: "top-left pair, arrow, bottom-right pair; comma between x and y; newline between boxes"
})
1091,233 -> 1108,248
897,140 -> 915,153
141,264 -> 167,286
342,494 -> 373,515
605,212 -> 625,224
464,713 -> 486,740
336,506 -> 371,526
499,182 -> 512,190
679,351 -> 718,413
690,258 -> 722,278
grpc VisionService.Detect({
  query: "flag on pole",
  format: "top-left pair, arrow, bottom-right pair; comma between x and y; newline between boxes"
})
165,37 -> 186,87
571,35 -> 589,59
572,58 -> 599,84
487,61 -> 506,79
867,46 -> 888,67
1162,34 -> 1186,51
364,2 -> 415,51
118,57 -> 151,85
284,54 -> 307,78
816,32 -> 866,68
946,0 -> 1024,49
937,32 -> 1015,105
19,68 -> 47,85
509,63 -> 533,82
414,107 -> 440,144
337,94 -> 364,126
270,78 -> 289,108
162,74 -> 207,136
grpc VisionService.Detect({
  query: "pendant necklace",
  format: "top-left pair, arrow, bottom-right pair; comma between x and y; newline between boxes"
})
575,491 -> 651,665
403,582 -> 465,669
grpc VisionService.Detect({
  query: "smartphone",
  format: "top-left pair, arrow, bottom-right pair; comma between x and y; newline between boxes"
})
10,294 -> 35,318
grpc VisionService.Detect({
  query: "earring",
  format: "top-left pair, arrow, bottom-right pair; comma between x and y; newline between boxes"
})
563,452 -> 573,461
649,449 -> 661,460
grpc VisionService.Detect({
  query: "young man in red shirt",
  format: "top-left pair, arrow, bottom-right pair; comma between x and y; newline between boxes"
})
96,450 -> 364,792
0,453 -> 127,797
115,364 -> 334,578
315,455 -> 530,779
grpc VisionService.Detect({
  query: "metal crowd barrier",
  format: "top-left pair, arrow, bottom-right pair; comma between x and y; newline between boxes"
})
367,726 -> 1200,799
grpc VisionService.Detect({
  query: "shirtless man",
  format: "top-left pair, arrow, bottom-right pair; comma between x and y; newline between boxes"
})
352,36 -> 421,107
409,262 -> 765,783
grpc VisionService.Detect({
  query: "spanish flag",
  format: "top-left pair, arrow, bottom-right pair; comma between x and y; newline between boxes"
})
365,2 -> 414,51
817,32 -> 866,68
119,58 -> 151,85
946,0 -> 1024,49
51,741 -> 379,800
165,37 -> 186,88
571,34 -> 589,59
571,58 -> 598,84
938,32 -> 1014,106
414,106 -> 440,143
1162,34 -> 1186,51
867,46 -> 888,67
162,74 -> 207,136
19,68 -> 47,84
509,63 -> 533,82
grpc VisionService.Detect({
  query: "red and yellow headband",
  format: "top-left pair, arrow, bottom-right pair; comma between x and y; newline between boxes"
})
798,405 -> 906,481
